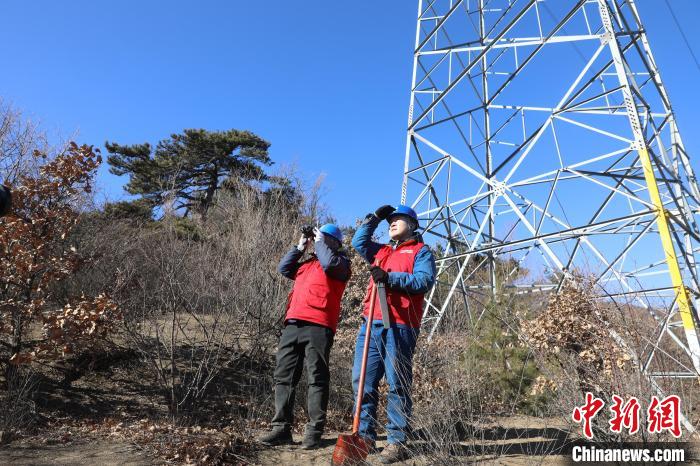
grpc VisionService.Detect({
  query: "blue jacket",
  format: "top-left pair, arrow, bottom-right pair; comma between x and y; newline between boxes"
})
278,238 -> 351,282
352,214 -> 436,294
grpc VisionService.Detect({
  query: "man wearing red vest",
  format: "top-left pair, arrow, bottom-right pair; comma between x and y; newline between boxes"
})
259,223 -> 351,449
351,204 -> 436,464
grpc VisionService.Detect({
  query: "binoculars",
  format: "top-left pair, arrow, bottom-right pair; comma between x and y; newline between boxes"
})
300,225 -> 315,239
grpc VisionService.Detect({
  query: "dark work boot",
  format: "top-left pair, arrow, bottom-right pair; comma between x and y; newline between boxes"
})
378,442 -> 410,464
258,428 -> 293,446
362,437 -> 377,454
301,433 -> 322,450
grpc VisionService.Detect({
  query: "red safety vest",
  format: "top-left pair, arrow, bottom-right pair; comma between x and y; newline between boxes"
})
286,258 -> 348,332
362,239 -> 425,328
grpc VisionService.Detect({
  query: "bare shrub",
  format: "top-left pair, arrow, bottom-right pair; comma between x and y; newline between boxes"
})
520,278 -> 698,442
403,295 -> 563,462
522,280 -> 631,394
0,103 -> 52,433
64,173 -> 329,425
0,100 -> 47,183
113,190 -> 288,418
404,277 -> 698,463
0,366 -> 37,432
0,144 -> 118,385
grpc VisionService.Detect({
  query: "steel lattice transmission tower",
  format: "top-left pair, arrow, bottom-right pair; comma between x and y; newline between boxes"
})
402,0 -> 700,382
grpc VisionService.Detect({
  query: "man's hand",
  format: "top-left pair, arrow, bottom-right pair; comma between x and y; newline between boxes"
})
0,185 -> 11,217
370,265 -> 389,284
374,204 -> 396,220
297,234 -> 310,252
313,227 -> 323,243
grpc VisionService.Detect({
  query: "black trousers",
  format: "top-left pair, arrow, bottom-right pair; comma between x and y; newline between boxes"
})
271,321 -> 334,437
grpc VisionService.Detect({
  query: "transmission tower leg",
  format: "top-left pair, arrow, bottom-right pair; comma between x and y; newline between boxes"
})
597,0 -> 700,377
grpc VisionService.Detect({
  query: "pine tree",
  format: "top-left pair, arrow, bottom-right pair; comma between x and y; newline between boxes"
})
106,129 -> 272,217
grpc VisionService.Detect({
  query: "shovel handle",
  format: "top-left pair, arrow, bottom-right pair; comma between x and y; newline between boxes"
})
352,282 -> 377,434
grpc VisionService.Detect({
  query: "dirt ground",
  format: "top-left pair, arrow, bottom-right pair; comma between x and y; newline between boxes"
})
3,424 -> 699,465
2,347 -> 698,465
0,414 -> 571,465
0,439 -> 151,466
0,429 -> 568,466
254,432 -> 570,465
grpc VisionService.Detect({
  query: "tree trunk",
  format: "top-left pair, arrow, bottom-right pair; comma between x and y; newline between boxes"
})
200,168 -> 219,220
5,310 -> 22,390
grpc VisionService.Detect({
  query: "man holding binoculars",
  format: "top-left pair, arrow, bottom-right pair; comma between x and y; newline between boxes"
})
259,223 -> 351,449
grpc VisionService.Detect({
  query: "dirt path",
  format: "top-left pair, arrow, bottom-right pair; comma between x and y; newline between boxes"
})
4,419 -> 697,465
0,439 -> 152,466
254,416 -> 574,466
0,428 -> 569,465
253,434 -> 570,465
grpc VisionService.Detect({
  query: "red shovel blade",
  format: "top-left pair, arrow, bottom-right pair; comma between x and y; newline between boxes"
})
332,432 -> 369,465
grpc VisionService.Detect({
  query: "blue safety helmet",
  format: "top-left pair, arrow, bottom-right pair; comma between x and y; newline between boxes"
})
387,205 -> 418,228
319,223 -> 343,242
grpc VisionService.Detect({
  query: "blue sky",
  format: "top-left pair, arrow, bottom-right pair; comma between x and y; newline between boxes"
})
0,0 -> 699,228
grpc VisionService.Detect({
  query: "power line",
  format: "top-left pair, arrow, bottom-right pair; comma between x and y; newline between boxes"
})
662,0 -> 700,73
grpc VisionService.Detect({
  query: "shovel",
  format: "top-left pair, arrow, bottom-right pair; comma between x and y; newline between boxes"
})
376,282 -> 391,329
332,283 -> 378,465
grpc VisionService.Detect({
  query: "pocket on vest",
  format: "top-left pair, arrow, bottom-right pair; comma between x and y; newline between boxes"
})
307,284 -> 329,310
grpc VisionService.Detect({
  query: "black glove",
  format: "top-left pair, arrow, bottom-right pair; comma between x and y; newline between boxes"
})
0,185 -> 11,217
370,266 -> 389,284
374,205 -> 395,220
